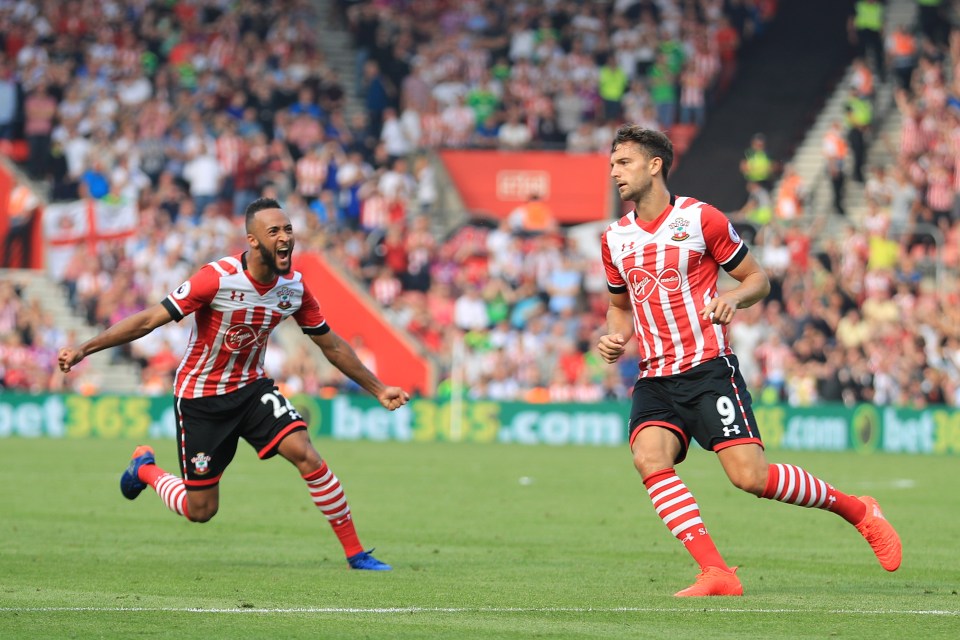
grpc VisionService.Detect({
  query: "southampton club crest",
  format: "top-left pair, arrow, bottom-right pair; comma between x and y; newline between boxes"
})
669,217 -> 690,241
191,452 -> 212,475
276,286 -> 294,310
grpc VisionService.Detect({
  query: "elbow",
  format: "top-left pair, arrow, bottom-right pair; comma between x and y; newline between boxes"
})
759,273 -> 771,299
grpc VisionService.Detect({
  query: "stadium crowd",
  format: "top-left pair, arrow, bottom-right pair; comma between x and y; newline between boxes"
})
3,0 -> 960,408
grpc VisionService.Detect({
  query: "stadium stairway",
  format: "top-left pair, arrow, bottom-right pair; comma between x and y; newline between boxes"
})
2,267 -> 142,393
309,0 -> 467,235
670,0 -> 855,212
776,0 -> 917,234
312,0 -> 364,120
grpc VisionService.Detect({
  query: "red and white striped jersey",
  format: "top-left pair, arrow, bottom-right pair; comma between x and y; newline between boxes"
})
161,253 -> 328,399
601,195 -> 747,378
295,155 -> 328,198
216,134 -> 242,176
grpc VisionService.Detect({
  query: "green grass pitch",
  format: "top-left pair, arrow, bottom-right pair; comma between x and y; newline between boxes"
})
1,437 -> 957,639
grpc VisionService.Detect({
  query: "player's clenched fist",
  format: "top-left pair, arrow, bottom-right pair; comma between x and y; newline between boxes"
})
597,333 -> 627,364
58,348 -> 83,373
378,387 -> 411,411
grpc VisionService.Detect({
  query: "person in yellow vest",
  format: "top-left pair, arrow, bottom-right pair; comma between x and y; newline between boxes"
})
739,133 -> 776,191
598,54 -> 629,122
3,184 -> 39,268
849,0 -> 885,80
845,87 -> 873,182
738,180 -> 773,232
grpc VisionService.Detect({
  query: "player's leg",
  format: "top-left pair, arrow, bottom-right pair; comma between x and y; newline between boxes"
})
718,444 -> 901,570
245,382 -> 390,570
634,426 -> 743,596
275,430 -> 391,570
629,378 -> 741,596
119,444 -> 206,522
119,393 -> 243,522
706,357 -> 901,571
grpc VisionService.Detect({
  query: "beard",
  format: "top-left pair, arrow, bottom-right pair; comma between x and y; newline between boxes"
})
258,243 -> 292,275
622,178 -> 653,204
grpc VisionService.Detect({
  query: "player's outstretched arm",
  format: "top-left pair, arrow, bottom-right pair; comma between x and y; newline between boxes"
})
58,303 -> 174,373
310,331 -> 410,410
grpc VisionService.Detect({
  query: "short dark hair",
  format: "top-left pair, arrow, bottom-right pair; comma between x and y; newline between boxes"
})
610,125 -> 674,182
244,197 -> 282,232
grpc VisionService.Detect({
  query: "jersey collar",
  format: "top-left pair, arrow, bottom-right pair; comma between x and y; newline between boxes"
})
240,251 -> 280,295
633,193 -> 677,233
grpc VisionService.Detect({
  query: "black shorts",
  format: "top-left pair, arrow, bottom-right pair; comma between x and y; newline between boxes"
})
628,355 -> 763,464
174,378 -> 307,489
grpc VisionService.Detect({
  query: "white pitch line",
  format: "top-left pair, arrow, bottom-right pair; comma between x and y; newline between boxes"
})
0,606 -> 956,616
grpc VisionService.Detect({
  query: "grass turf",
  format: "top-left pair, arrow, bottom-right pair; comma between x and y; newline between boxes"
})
1,437 -> 957,638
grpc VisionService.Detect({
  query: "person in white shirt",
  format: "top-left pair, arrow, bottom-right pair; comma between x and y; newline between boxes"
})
497,109 -> 531,150
182,145 -> 222,224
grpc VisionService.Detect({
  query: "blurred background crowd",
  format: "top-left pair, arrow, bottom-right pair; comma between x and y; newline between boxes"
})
2,0 -> 960,409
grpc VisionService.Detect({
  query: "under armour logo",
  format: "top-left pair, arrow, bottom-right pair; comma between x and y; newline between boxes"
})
625,266 -> 682,302
682,532 -> 694,543
230,291 -> 245,301
722,425 -> 740,437
828,495 -> 837,507
621,242 -> 636,251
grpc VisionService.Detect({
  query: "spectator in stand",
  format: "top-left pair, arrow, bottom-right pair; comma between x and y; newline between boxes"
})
597,53 -> 628,123
714,15 -> 740,96
3,184 -> 39,268
886,23 -> 918,93
0,58 -> 19,140
441,94 -> 478,149
23,82 -> 57,179
823,120 -> 849,216
849,0 -> 886,80
678,61 -> 708,128
498,108 -> 532,150
648,52 -> 677,130
774,163 -> 804,223
850,57 -> 875,103
508,193 -> 557,236
182,144 -> 222,223
363,60 -> 393,139
740,133 -> 776,193
845,87 -> 872,183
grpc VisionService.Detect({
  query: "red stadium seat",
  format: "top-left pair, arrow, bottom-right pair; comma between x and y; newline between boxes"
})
669,124 -> 699,155
0,139 -> 29,163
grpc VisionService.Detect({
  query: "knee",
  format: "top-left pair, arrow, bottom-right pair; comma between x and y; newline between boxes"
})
185,495 -> 219,523
187,505 -> 218,523
727,463 -> 769,496
631,447 -> 674,479
280,438 -> 324,475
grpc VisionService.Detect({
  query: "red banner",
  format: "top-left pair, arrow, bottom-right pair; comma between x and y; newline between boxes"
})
294,252 -> 435,398
439,150 -> 613,223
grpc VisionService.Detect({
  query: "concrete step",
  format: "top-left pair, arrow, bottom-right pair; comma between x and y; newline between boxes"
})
3,267 -> 142,393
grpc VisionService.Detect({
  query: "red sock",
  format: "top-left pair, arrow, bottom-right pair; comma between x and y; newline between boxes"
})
644,468 -> 731,572
303,461 -> 363,557
138,463 -> 190,519
761,463 -> 866,525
